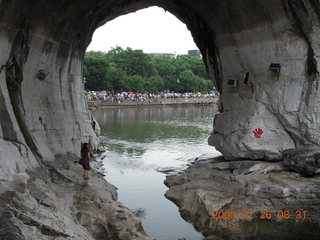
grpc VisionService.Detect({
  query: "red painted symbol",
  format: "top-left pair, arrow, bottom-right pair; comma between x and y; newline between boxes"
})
253,128 -> 264,138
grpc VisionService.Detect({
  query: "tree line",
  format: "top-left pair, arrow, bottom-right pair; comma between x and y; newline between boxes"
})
83,47 -> 214,93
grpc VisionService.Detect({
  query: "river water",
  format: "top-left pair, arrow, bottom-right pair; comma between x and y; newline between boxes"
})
93,105 -> 220,240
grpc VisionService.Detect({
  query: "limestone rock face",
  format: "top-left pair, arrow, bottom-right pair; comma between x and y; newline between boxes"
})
209,100 -> 296,160
1,0 -> 320,238
0,0 -> 319,182
165,157 -> 320,240
0,0 -> 319,179
206,1 -> 320,160
0,154 -> 151,240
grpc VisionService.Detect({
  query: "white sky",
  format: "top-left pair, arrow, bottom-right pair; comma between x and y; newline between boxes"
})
86,6 -> 198,55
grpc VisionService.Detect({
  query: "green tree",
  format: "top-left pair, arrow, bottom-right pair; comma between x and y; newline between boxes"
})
176,55 -> 208,78
178,70 -> 197,92
83,48 -> 214,93
126,75 -> 146,92
152,56 -> 176,90
105,65 -> 128,91
83,51 -> 109,90
109,47 -> 157,78
145,76 -> 164,93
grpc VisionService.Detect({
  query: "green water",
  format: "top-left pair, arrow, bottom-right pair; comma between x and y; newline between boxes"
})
93,105 -> 220,240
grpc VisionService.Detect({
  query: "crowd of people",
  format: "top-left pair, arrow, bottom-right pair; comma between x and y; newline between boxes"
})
85,90 -> 218,103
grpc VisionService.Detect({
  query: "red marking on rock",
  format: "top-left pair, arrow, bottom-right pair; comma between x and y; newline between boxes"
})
253,128 -> 264,138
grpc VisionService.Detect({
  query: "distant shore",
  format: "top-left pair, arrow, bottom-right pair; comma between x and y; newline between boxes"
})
87,97 -> 218,109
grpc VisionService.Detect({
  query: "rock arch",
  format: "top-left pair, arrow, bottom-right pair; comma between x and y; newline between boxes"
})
1,0 -> 320,176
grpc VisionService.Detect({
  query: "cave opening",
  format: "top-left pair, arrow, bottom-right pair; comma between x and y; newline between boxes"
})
86,6 -> 198,55
83,6 -> 210,93
2,0 -> 320,239
83,7 -> 214,94
85,6 -> 219,240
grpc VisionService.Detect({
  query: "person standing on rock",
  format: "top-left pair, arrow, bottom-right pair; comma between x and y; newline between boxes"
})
80,143 -> 92,180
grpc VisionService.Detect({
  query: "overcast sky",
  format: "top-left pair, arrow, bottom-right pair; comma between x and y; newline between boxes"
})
86,6 -> 198,55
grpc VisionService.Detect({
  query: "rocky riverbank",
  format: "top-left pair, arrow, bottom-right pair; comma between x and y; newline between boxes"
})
0,153 -> 151,240
164,156 -> 320,240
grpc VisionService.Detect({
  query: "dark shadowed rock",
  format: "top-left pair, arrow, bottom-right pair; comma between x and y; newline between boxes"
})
283,149 -> 320,177
0,210 -> 24,240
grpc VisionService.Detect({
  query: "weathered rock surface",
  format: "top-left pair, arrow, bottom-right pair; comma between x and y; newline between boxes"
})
0,0 -> 320,180
283,148 -> 320,176
165,157 -> 320,240
0,154 -> 151,240
2,0 -> 320,238
203,0 -> 320,160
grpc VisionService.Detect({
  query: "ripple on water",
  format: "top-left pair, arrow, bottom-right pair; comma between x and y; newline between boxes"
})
93,106 -> 220,240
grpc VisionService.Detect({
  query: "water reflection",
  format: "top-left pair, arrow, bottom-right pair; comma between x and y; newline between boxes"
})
93,106 -> 220,240
94,106 -> 215,143
104,140 -> 147,157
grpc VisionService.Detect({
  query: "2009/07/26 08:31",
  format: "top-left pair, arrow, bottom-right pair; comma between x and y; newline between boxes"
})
211,210 -> 307,220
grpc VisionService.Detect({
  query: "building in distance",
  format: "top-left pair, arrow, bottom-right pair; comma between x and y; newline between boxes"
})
188,49 -> 201,58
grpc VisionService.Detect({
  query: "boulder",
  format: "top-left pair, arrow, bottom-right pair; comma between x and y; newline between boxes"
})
165,157 -> 320,240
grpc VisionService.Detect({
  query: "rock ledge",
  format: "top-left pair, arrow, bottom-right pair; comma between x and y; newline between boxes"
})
165,157 -> 320,240
0,154 -> 151,240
